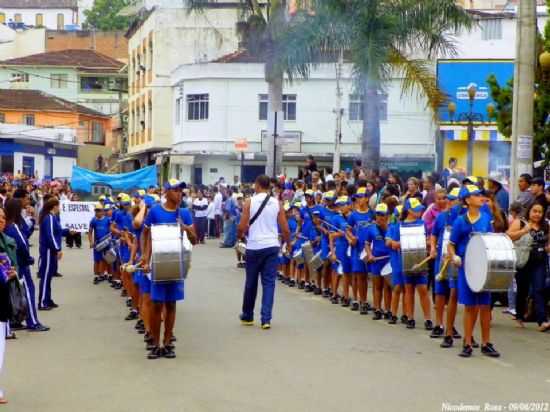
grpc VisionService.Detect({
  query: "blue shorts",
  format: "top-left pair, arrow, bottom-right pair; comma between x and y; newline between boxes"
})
151,281 -> 184,303
369,258 -> 390,276
434,278 -> 457,296
93,250 -> 103,263
132,270 -> 141,285
331,254 -> 351,275
404,273 -> 429,286
139,272 -> 151,294
352,258 -> 368,274
119,246 -> 130,264
392,270 -> 404,287
457,267 -> 491,306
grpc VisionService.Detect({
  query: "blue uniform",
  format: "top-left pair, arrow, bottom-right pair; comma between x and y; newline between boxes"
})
449,212 -> 493,306
364,223 -> 391,276
144,205 -> 193,303
280,216 -> 298,265
89,216 -> 112,263
6,222 -> 39,327
38,213 -> 64,308
348,210 -> 373,274
432,210 -> 456,295
115,210 -> 133,264
388,220 -> 428,287
331,213 -> 351,274
320,208 -> 337,260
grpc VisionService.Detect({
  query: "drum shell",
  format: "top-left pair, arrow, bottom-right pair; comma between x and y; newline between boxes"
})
465,233 -> 516,292
235,241 -> 246,255
103,248 -> 117,264
302,242 -> 314,263
400,225 -> 427,275
309,251 -> 323,272
95,234 -> 111,252
292,249 -> 304,264
151,224 -> 192,283
439,227 -> 458,279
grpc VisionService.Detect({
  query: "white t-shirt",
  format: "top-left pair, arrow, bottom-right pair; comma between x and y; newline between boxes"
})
206,202 -> 216,220
213,192 -> 223,216
193,198 -> 209,218
246,192 -> 280,251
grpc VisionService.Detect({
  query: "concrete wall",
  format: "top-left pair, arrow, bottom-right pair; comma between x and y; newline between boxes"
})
53,155 -> 76,178
14,151 -> 44,176
0,28 -> 45,61
46,30 -> 128,62
77,143 -> 112,171
0,9 -> 78,29
0,66 -> 78,101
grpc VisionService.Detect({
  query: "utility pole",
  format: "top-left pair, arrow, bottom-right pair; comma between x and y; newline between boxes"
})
510,0 -> 536,201
333,49 -> 343,174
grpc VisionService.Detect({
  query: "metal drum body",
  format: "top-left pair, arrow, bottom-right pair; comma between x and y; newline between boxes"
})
95,234 -> 111,252
309,251 -> 323,272
235,241 -> 246,255
151,224 -> 192,283
103,248 -> 117,264
400,225 -> 427,275
292,249 -> 304,264
302,242 -> 314,263
465,233 -> 516,292
439,227 -> 458,279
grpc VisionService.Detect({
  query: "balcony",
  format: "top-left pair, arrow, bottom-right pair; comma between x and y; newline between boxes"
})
0,123 -> 77,144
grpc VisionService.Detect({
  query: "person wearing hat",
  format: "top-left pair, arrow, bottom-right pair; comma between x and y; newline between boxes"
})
299,189 -> 322,293
448,185 -> 500,358
430,188 -> 462,346
279,201 -> 299,286
317,191 -> 338,298
347,187 -> 374,313
387,198 -> 433,330
328,196 -> 352,305
488,173 -> 509,213
363,203 -> 392,319
141,179 -> 196,359
88,203 -> 112,285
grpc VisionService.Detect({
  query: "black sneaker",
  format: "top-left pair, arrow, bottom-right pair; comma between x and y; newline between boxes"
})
360,303 -> 369,315
424,320 -> 434,331
114,281 -> 122,290
322,289 -> 331,298
146,342 -> 155,351
388,315 -> 398,325
288,279 -> 296,288
430,326 -> 444,338
440,336 -> 453,348
372,310 -> 383,320
341,298 -> 350,308
471,338 -> 480,348
10,322 -> 25,331
459,344 -> 473,358
314,287 -> 322,295
365,302 -> 372,311
126,298 -> 133,308
170,335 -> 177,343
144,333 -> 153,343
304,284 -> 314,293
28,324 -> 50,332
134,320 -> 144,330
48,302 -> 59,309
384,311 -> 391,320
163,346 -> 176,359
400,315 -> 408,324
93,276 -> 101,285
147,346 -> 162,360
406,319 -> 416,329
351,302 -> 359,311
121,289 -> 128,297
330,296 -> 339,304
481,343 -> 500,358
452,327 -> 462,339
125,310 -> 139,321
298,281 -> 305,290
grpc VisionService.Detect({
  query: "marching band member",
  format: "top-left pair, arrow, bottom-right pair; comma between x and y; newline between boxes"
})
364,203 -> 391,320
328,196 -> 352,305
430,188 -> 462,347
387,205 -> 404,324
88,203 -> 112,285
319,191 -> 337,298
347,187 -> 373,313
142,179 -> 196,360
448,185 -> 500,358
300,190 -> 322,293
37,198 -> 65,311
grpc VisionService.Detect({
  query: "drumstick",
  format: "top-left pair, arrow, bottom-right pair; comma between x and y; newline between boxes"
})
435,258 -> 450,282
411,255 -> 433,271
372,255 -> 390,262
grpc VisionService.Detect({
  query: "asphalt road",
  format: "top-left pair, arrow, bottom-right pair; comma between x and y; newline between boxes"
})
3,239 -> 550,412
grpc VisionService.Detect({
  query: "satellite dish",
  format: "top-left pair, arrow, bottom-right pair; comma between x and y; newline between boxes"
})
0,25 -> 16,44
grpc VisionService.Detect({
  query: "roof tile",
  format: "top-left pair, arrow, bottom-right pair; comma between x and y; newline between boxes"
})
0,0 -> 77,8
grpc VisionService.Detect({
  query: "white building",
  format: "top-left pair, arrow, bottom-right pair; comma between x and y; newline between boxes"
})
170,53 -> 435,185
0,0 -> 80,30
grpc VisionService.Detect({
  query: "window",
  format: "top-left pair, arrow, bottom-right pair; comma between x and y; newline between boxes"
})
0,113 -> 5,123
57,13 -> 64,30
175,97 -> 182,125
91,121 -> 105,144
187,94 -> 209,120
35,13 -> 43,27
348,93 -> 388,121
148,40 -> 153,70
0,13 -> 5,24
14,14 -> 21,23
23,114 -> 35,126
51,73 -> 68,89
258,94 -> 297,121
10,72 -> 28,83
481,19 -> 502,41
80,77 -> 109,91
148,102 -> 152,129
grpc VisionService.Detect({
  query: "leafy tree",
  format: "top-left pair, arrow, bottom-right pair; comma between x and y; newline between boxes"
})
84,0 -> 132,31
305,0 -> 473,171
486,75 -> 513,138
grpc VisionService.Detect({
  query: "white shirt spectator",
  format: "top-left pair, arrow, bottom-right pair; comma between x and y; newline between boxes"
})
193,198 -> 209,218
206,201 -> 216,220
213,192 -> 223,216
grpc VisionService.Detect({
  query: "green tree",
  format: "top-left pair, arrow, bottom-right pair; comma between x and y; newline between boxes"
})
84,0 -> 132,31
305,0 -> 473,170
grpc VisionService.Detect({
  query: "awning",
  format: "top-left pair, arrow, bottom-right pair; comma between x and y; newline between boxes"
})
440,126 -> 510,142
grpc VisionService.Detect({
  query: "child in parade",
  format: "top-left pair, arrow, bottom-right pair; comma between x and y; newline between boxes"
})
88,203 -> 112,285
328,196 -> 352,305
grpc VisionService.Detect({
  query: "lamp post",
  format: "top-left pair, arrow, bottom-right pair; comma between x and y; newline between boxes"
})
447,84 -> 484,175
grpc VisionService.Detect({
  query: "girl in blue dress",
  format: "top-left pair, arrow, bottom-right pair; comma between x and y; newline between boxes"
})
318,191 -> 337,298
448,185 -> 500,358
329,196 -> 352,305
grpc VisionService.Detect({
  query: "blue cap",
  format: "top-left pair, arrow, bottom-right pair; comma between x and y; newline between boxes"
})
163,179 -> 187,191
404,198 -> 425,213
459,185 -> 482,200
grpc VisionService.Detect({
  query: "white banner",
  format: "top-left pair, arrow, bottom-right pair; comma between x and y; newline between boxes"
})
60,202 -> 96,233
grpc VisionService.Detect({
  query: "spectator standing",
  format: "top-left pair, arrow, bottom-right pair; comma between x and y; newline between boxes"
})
422,175 -> 437,207
530,177 -> 548,214
192,190 -> 208,244
516,173 -> 533,209
206,195 -> 216,239
213,187 -> 223,238
220,188 -> 238,248
488,174 -> 510,213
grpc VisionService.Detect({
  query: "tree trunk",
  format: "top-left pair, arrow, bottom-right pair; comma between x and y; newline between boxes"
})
265,59 -> 284,177
361,76 -> 381,172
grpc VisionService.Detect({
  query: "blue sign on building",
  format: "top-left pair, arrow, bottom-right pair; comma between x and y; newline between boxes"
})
437,60 -> 514,123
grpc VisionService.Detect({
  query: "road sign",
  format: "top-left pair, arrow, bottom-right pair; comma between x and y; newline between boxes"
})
234,138 -> 248,152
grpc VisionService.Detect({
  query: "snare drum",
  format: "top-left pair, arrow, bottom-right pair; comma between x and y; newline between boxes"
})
309,250 -> 323,272
465,233 -> 516,292
95,234 -> 111,252
235,241 -> 246,255
151,224 -> 192,283
400,225 -> 427,275
103,248 -> 117,264
292,249 -> 304,264
438,227 -> 458,279
301,242 -> 314,264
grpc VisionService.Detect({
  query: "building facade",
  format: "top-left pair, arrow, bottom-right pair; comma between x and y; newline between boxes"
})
124,4 -> 241,171
170,59 -> 435,185
0,0 -> 79,30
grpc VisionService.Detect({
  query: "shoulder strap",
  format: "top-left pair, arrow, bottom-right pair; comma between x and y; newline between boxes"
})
249,194 -> 271,227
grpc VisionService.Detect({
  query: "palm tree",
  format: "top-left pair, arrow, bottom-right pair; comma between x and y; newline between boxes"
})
190,0 -> 331,176
305,0 -> 473,171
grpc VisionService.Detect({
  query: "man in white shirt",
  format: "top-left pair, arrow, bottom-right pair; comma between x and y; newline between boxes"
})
237,175 -> 290,329
212,186 -> 223,238
192,190 -> 209,243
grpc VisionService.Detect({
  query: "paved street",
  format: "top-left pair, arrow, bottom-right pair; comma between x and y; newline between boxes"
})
3,239 -> 550,412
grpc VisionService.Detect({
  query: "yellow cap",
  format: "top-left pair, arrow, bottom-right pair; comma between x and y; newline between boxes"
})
375,203 -> 389,215
323,191 -> 336,200
94,203 -> 103,210
98,195 -> 106,201
119,193 -> 131,203
335,196 -> 350,205
448,187 -> 460,200
305,189 -> 315,196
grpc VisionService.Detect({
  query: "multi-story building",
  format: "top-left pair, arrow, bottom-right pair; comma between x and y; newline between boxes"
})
0,0 -> 80,30
123,3 -> 241,172
169,53 -> 436,185
0,89 -> 112,177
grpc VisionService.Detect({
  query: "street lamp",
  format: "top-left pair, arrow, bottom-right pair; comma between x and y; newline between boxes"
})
447,84 -> 484,175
